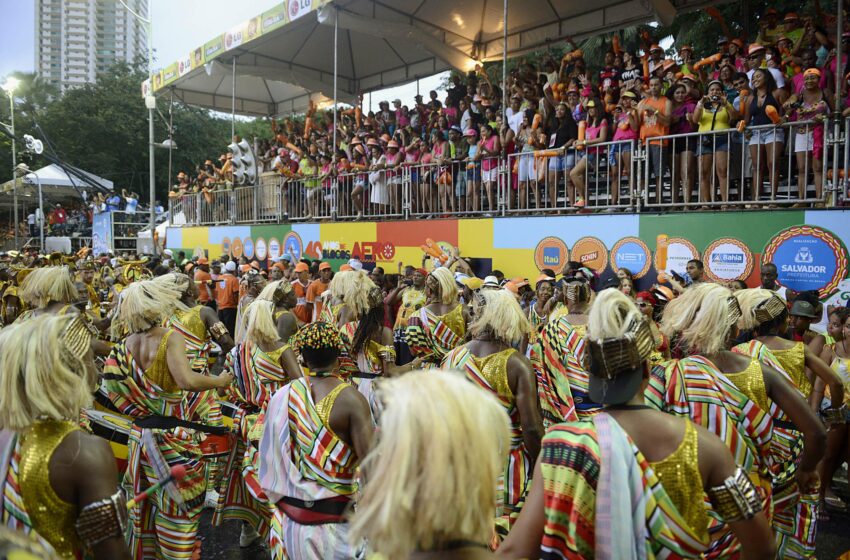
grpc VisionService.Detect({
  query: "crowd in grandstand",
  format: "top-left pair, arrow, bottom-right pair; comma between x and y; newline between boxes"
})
167,5 -> 850,220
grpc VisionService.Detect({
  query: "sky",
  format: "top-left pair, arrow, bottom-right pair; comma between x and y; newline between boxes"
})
0,0 -> 445,113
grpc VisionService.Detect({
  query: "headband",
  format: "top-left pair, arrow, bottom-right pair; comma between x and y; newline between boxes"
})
727,296 -> 743,326
803,68 -> 821,78
753,295 -> 787,324
292,321 -> 344,353
62,315 -> 93,359
587,317 -> 654,379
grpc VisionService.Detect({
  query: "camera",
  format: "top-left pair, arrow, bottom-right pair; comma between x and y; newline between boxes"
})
789,101 -> 802,110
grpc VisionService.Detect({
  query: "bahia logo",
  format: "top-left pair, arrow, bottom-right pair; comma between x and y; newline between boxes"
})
711,253 -> 744,264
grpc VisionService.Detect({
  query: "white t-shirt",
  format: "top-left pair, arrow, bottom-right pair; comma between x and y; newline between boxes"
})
27,213 -> 35,225
124,197 -> 138,214
506,109 -> 524,135
747,67 -> 786,89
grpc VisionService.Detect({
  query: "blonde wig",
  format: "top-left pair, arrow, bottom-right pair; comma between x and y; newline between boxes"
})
257,279 -> 293,304
733,288 -> 782,331
333,271 -> 377,318
661,283 -> 736,355
327,270 -> 359,302
19,266 -> 77,308
587,287 -> 644,342
428,267 -> 458,305
469,289 -> 531,345
0,314 -> 95,431
113,278 -> 187,334
244,300 -> 280,345
348,370 -> 510,558
152,272 -> 191,296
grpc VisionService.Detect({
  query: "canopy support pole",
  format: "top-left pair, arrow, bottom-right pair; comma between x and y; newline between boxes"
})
231,57 -> 236,140
832,0 -> 844,207
167,89 -> 174,193
502,0 -> 508,114
333,8 -> 339,158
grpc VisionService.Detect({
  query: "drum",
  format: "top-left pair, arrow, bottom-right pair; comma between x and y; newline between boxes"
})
82,409 -> 132,474
199,433 -> 232,461
218,400 -> 238,430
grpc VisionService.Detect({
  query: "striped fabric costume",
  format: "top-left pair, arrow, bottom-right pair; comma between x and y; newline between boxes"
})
442,346 -> 531,522
645,356 -> 773,557
405,304 -> 466,365
102,333 -> 207,560
528,317 -> 596,426
539,413 -> 710,558
338,321 -> 396,420
213,341 -> 291,538
733,340 -> 818,559
258,377 -> 359,560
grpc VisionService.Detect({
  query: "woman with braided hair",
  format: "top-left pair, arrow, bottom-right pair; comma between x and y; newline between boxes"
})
0,314 -> 131,559
528,278 -> 597,425
499,289 -> 775,559
256,279 -> 299,343
101,279 -> 233,560
258,322 -> 373,559
405,266 -> 469,366
214,300 -> 302,547
443,289 -> 542,532
658,282 -> 825,557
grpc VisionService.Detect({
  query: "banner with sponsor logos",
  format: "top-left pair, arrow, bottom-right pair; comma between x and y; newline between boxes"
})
92,212 -> 113,256
165,209 -> 850,309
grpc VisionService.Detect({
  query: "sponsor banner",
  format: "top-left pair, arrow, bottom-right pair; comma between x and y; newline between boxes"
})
177,54 -> 193,77
141,78 -> 151,98
610,237 -> 650,278
572,237 -> 608,273
222,237 -> 231,256
230,237 -> 243,259
262,4 -> 288,33
534,237 -> 569,274
704,238 -> 754,282
152,70 -> 163,92
268,237 -> 282,259
161,63 -> 179,87
255,237 -> 268,261
190,47 -> 205,70
243,237 -> 255,259
288,0 -> 315,21
203,35 -> 225,63
283,231 -> 303,262
763,225 -> 847,298
654,236 -> 699,275
92,213 -> 112,256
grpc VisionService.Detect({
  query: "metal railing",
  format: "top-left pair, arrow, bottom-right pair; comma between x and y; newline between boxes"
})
168,118 -> 849,226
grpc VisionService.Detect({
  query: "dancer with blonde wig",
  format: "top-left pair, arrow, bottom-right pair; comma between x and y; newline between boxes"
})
214,300 -> 302,546
500,289 -> 774,559
317,270 -> 360,326
659,282 -> 826,557
406,266 -> 469,365
101,279 -> 233,560
16,266 -> 79,319
732,288 -> 844,558
529,278 -> 596,425
442,289 -> 542,530
0,314 -> 131,559
349,370 -> 509,559
256,280 -> 299,342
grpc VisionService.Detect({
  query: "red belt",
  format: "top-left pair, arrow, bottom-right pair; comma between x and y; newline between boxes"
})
277,495 -> 352,525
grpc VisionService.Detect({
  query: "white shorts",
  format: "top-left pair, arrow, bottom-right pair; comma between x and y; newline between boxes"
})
482,167 -> 499,182
794,132 -> 814,153
517,153 -> 536,182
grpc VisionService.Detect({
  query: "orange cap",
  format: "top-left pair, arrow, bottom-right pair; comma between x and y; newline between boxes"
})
339,264 -> 354,271
294,262 -> 309,273
319,262 -> 331,271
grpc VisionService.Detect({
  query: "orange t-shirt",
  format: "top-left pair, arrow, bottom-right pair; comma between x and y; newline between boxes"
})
306,279 -> 329,322
292,280 -> 310,323
640,96 -> 670,145
216,274 -> 240,309
194,270 -> 214,303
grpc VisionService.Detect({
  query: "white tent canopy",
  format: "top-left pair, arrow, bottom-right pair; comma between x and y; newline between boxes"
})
0,163 -> 113,207
154,0 -> 727,117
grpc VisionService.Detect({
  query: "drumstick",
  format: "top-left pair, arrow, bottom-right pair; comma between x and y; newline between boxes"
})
126,465 -> 187,509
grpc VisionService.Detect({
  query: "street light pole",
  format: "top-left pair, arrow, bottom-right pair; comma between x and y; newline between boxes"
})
2,78 -> 20,249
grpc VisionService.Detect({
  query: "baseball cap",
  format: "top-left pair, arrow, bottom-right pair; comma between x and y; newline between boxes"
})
319,262 -> 331,271
790,300 -> 818,318
348,259 -> 363,271
464,128 -> 478,137
748,44 -> 765,56
461,277 -> 483,290
225,261 -> 236,272
339,264 -> 354,271
294,262 -> 309,273
511,276 -> 529,289
587,317 -> 654,405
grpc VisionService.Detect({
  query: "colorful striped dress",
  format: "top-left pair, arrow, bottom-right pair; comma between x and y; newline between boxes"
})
528,316 -> 596,426
540,413 -> 710,558
645,355 -> 774,557
338,321 -> 396,421
442,346 -> 531,523
405,304 -> 466,365
733,340 -> 819,559
258,377 -> 359,560
101,332 -> 207,560
213,341 -> 291,537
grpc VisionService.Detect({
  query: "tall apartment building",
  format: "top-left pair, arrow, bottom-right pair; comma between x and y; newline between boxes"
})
35,0 -> 148,92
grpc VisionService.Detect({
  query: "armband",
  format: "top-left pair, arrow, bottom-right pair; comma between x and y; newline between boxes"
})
706,468 -> 762,523
821,404 -> 848,426
75,489 -> 128,548
210,321 -> 229,338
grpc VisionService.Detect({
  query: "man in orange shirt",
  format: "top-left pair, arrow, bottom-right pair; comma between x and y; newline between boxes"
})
306,262 -> 333,322
638,76 -> 672,204
291,261 -> 312,324
216,260 -> 240,336
194,257 -> 215,308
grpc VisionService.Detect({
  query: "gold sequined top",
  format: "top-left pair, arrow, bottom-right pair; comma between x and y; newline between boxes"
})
19,419 -> 83,559
316,382 -> 348,439
363,340 -> 396,372
266,343 -> 286,364
85,283 -> 101,317
472,348 -> 516,400
649,420 -> 710,543
438,304 -> 466,339
828,344 -> 850,405
394,288 -> 426,328
772,342 -> 810,396
144,330 -> 178,392
724,359 -> 770,413
176,306 -> 206,341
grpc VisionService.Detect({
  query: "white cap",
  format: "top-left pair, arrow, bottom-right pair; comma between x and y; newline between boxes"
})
454,272 -> 470,284
163,249 -> 173,257
348,258 -> 363,271
482,275 -> 500,289
225,261 -> 237,272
